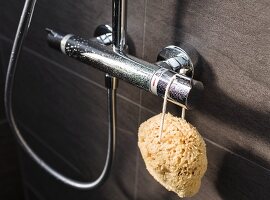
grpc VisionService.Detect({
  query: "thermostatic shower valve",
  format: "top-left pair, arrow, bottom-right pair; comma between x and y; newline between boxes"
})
47,25 -> 203,109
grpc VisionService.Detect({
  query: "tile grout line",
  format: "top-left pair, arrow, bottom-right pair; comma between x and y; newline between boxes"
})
204,137 -> 270,172
117,93 -> 155,114
24,181 -> 47,200
133,90 -> 142,200
141,0 -> 148,59
0,33 -> 105,91
24,46 -> 106,91
18,122 -> 84,176
117,127 -> 134,136
134,1 -> 148,198
0,33 -> 157,115
0,34 -> 9,40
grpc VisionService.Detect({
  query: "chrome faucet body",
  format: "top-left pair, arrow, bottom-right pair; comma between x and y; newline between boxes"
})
47,31 -> 203,109
47,0 -> 203,109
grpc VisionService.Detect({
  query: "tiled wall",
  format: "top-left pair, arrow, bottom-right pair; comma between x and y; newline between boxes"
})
0,0 -> 269,199
0,36 -> 24,199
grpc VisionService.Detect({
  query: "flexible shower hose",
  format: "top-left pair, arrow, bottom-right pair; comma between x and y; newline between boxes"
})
4,0 -> 116,189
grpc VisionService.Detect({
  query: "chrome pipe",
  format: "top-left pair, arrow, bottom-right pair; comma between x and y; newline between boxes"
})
112,0 -> 127,51
105,74 -> 117,174
47,32 -> 203,109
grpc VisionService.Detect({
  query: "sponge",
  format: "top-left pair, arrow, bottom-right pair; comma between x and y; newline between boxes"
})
138,113 -> 207,198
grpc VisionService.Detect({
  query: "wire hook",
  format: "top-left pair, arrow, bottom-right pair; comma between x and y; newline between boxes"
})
159,74 -> 186,140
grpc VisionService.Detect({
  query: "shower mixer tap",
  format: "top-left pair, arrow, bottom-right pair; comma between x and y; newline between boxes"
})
47,27 -> 203,109
6,0 -> 204,191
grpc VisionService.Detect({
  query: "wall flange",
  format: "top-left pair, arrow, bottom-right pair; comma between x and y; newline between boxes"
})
157,45 -> 194,77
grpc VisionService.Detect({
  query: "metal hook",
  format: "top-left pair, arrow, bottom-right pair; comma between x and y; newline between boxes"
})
159,74 -> 186,139
157,45 -> 197,120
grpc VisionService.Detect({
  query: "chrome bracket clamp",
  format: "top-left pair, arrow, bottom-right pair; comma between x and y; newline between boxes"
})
157,45 -> 194,77
152,45 -> 202,109
94,25 -> 113,46
94,24 -> 129,53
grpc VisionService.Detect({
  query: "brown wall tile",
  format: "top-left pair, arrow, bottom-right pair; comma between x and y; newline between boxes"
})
0,0 -> 269,199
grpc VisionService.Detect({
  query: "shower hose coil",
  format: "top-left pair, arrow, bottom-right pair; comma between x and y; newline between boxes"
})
4,0 -> 115,189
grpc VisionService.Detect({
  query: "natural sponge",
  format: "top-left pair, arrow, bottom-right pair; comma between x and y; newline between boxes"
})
138,113 -> 207,198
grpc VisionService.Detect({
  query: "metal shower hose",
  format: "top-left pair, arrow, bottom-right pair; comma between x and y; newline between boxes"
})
4,0 -> 116,189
